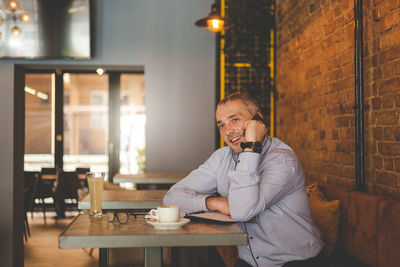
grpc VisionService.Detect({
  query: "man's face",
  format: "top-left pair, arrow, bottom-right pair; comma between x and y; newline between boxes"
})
216,99 -> 253,153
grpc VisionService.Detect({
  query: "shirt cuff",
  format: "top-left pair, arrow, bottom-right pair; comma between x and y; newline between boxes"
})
193,194 -> 210,212
236,152 -> 260,172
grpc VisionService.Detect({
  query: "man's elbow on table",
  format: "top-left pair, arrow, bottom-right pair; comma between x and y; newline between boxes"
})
230,209 -> 255,222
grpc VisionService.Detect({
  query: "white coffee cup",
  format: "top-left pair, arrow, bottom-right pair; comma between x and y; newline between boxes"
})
148,205 -> 179,223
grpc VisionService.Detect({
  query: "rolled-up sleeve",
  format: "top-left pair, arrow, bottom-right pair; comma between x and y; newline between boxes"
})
228,149 -> 301,221
163,150 -> 224,213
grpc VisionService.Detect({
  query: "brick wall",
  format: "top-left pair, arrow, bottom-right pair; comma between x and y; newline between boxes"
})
276,0 -> 400,199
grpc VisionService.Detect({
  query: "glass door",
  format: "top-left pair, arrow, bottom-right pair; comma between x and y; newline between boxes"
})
24,67 -> 146,181
119,74 -> 146,174
63,73 -> 109,175
24,73 -> 55,171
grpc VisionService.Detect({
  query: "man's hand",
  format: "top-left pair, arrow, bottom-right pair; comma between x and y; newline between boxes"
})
242,115 -> 267,143
206,196 -> 230,215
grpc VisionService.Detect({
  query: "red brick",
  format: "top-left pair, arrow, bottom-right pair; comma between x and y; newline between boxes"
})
376,170 -> 398,187
339,103 -> 353,114
327,69 -> 343,81
342,63 -> 354,77
336,76 -> 354,90
373,66 -> 382,81
344,9 -> 354,22
334,152 -> 354,165
393,26 -> 400,46
336,141 -> 355,153
381,32 -> 393,49
384,157 -> 395,170
335,116 -> 350,127
339,164 -> 355,178
381,45 -> 400,63
326,56 -> 341,69
374,156 -> 383,169
383,127 -> 395,140
378,142 -> 400,156
392,61 -> 400,78
395,158 -> 400,172
371,97 -> 382,109
374,0 -> 385,6
382,60 -> 396,78
396,127 -> 400,141
341,50 -> 353,65
373,127 -> 384,140
376,110 -> 398,125
375,185 -> 400,200
382,95 -> 394,108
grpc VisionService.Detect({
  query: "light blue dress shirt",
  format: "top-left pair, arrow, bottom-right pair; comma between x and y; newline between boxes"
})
164,136 -> 323,267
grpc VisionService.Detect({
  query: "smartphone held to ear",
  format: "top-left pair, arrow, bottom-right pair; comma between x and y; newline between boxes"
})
252,113 -> 264,123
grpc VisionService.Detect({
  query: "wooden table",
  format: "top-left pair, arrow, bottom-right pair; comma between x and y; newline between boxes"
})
59,214 -> 247,267
41,173 -> 87,181
41,174 -> 57,181
78,190 -> 167,210
113,173 -> 186,189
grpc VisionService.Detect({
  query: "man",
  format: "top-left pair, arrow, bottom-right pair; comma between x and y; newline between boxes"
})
164,93 -> 323,267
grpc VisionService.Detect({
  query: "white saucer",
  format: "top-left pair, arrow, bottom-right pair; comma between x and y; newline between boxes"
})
146,218 -> 190,230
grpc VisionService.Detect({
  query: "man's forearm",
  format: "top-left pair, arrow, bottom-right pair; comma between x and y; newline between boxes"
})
206,196 -> 230,215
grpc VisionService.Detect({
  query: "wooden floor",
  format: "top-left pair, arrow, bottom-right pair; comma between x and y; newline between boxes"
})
24,211 -> 99,267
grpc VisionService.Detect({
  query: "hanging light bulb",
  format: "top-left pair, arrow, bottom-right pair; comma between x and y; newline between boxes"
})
11,25 -> 21,35
195,3 -> 232,33
8,0 -> 19,12
20,13 -> 30,22
207,19 -> 224,32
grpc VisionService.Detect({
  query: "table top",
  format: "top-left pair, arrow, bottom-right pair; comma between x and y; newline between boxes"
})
78,190 -> 167,210
41,173 -> 87,180
113,173 -> 187,184
41,174 -> 57,180
59,214 -> 247,249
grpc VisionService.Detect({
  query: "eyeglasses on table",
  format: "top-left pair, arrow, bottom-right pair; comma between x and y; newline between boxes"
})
106,210 -> 148,224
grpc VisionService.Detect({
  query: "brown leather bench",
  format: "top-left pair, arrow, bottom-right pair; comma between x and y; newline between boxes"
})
217,183 -> 400,267
319,183 -> 400,267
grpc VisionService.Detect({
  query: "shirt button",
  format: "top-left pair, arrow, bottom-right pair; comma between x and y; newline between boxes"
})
250,237 -> 253,239
238,160 -> 240,163
256,257 -> 259,259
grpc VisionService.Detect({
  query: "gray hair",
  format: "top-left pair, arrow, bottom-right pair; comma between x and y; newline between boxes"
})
217,92 -> 261,116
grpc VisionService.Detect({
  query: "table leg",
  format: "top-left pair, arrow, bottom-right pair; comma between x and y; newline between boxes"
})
171,247 -> 179,267
144,247 -> 162,267
99,248 -> 108,267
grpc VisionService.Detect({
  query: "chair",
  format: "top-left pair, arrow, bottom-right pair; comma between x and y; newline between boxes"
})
34,171 -> 55,223
75,167 -> 90,189
23,171 -> 39,241
54,171 -> 79,219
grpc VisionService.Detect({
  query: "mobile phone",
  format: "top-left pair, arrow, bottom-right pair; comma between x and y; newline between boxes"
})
252,113 -> 264,123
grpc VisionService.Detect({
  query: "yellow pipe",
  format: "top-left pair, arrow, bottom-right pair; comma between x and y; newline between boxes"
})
220,0 -> 226,148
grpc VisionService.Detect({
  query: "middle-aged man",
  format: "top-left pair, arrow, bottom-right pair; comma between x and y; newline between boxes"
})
163,92 -> 323,267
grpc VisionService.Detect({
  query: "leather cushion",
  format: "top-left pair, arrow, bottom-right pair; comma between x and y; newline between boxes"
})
377,199 -> 400,267
308,183 -> 341,256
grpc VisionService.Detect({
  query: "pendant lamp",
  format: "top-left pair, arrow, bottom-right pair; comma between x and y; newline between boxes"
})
195,3 -> 232,32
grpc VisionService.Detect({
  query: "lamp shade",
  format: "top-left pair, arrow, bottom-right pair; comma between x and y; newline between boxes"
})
195,3 -> 232,32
